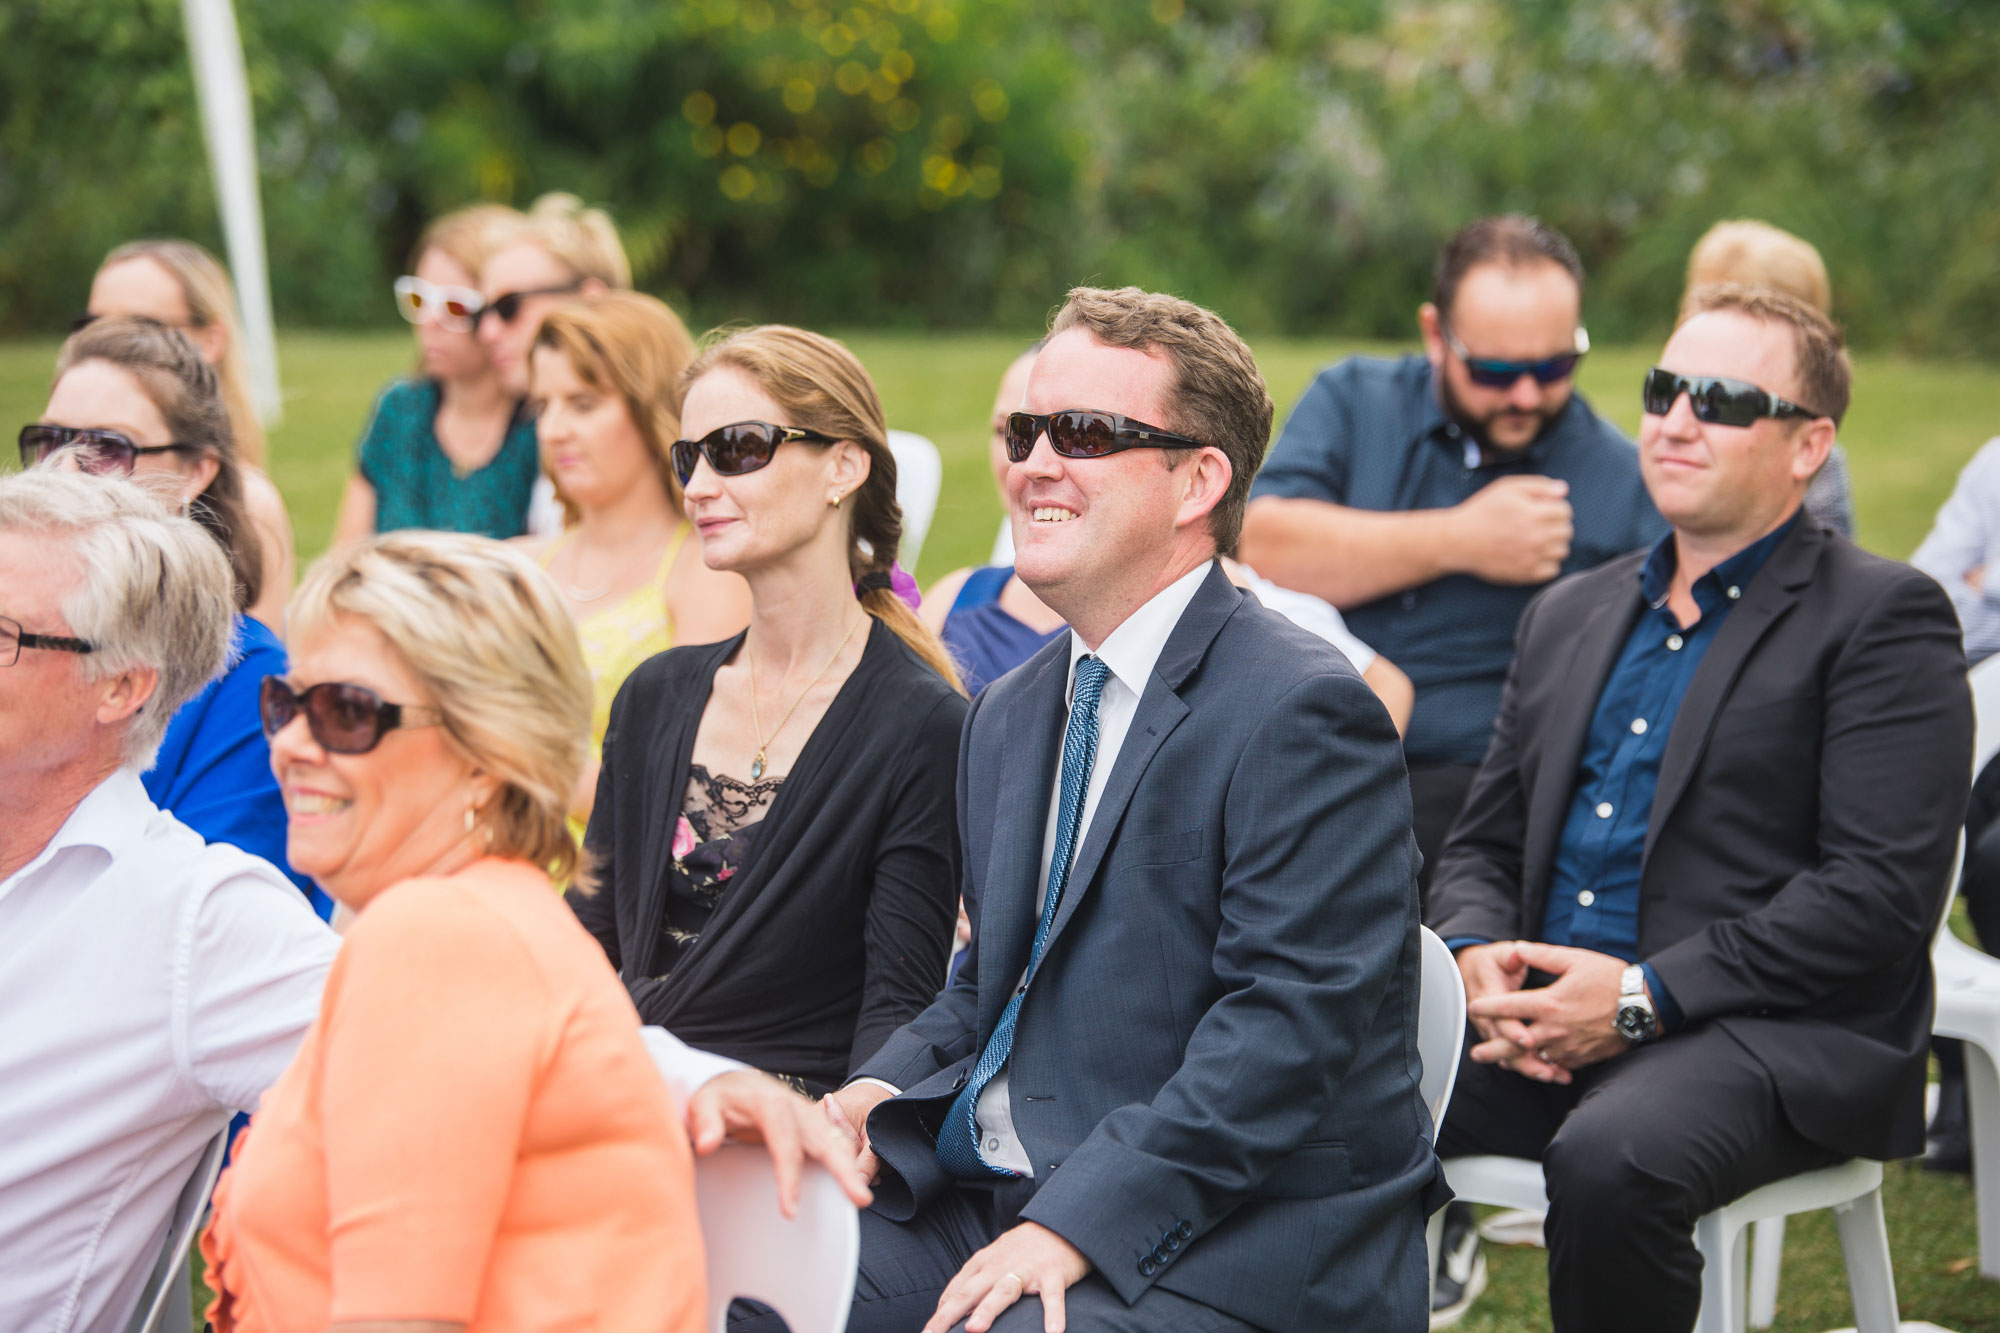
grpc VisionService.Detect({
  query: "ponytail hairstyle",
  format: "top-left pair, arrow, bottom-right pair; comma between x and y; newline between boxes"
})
97,239 -> 266,468
53,317 -> 264,613
682,326 -> 964,695
518,192 -> 632,289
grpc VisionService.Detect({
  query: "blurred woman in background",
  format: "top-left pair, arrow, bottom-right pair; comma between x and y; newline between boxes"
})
202,532 -> 705,1333
25,316 -> 321,910
574,325 -> 964,1095
332,203 -> 544,544
515,292 -> 751,827
478,193 -> 631,399
81,239 -> 296,628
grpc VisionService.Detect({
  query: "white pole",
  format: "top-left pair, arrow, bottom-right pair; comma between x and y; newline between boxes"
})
181,0 -> 282,426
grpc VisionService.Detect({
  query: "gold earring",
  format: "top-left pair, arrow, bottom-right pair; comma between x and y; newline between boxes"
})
828,493 -> 843,508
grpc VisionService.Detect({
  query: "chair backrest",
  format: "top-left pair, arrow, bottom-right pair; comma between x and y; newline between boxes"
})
694,1143 -> 859,1333
1417,925 -> 1469,1133
123,1127 -> 228,1333
1973,655 -> 2000,775
885,430 -> 942,571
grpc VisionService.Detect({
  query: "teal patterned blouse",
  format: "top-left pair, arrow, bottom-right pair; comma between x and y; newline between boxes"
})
356,377 -> 541,539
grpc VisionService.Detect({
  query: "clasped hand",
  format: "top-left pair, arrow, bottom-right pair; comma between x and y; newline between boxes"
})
1459,940 -> 1632,1082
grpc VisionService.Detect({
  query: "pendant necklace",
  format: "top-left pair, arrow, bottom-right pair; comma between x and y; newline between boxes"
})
748,615 -> 865,781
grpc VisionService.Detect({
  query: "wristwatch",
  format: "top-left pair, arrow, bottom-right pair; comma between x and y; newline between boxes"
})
1615,965 -> 1660,1044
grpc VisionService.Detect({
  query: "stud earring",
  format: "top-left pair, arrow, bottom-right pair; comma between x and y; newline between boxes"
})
828,492 -> 843,509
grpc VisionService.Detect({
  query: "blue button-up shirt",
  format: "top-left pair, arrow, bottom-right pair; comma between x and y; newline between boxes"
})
1536,514 -> 1799,1027
1251,354 -> 1665,766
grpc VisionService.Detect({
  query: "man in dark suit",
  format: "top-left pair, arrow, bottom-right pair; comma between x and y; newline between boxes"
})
1429,283 -> 1972,1332
817,287 -> 1441,1333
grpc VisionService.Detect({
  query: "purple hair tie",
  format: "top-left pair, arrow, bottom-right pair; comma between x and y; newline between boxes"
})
856,563 -> 922,610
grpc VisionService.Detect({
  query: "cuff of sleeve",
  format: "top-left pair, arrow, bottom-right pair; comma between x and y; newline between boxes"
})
1444,936 -> 1492,954
639,1027 -> 747,1107
1639,962 -> 1682,1033
847,1076 -> 903,1097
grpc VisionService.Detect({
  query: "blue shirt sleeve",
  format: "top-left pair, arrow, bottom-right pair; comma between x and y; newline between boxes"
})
1639,962 -> 1682,1033
1248,365 -> 1355,504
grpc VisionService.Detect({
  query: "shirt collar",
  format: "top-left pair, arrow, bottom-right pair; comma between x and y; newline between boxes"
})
1,768 -> 153,891
1640,509 -> 1802,612
1067,561 -> 1213,702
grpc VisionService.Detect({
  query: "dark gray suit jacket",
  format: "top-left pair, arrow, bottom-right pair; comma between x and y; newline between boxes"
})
1431,520 -> 1971,1160
856,562 -> 1443,1331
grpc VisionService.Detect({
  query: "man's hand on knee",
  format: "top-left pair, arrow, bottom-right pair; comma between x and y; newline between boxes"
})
1467,942 -> 1631,1073
926,1221 -> 1091,1333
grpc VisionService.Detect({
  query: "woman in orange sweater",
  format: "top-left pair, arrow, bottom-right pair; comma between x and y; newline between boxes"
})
201,531 -> 705,1333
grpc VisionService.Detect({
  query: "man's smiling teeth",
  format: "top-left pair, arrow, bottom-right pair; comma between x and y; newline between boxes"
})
288,793 -> 349,816
1032,507 -> 1077,522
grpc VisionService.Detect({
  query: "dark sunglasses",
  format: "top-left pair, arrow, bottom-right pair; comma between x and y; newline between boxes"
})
1443,325 -> 1589,388
1003,410 -> 1208,463
1641,368 -> 1821,428
259,677 -> 444,755
19,424 -> 201,475
671,420 -> 840,485
0,614 -> 96,668
476,282 -> 583,326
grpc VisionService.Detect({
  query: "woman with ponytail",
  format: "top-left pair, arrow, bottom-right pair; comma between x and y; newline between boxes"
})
571,326 -> 964,1095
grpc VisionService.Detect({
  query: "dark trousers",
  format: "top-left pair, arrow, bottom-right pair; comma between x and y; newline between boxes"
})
1937,753 -> 2000,1088
1436,1024 -> 1841,1333
729,1178 -> 1258,1333
1408,761 -> 1480,912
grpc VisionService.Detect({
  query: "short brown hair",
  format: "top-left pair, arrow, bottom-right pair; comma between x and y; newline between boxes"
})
532,292 -> 698,523
1047,286 -> 1274,555
1683,220 -> 1831,317
1432,215 -> 1584,320
1681,283 -> 1851,426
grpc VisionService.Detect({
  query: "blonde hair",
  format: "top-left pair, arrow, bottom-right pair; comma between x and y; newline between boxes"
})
0,470 -> 234,769
532,292 -> 697,524
683,326 -> 964,694
1683,221 -> 1833,317
409,202 -> 523,277
98,240 -> 266,468
288,532 -> 597,887
516,193 -> 632,288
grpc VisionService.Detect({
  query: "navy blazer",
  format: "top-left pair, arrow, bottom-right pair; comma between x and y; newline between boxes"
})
1431,521 -> 1972,1161
857,562 -> 1444,1331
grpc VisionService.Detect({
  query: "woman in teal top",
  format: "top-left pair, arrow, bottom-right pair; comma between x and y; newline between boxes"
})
332,203 -> 542,544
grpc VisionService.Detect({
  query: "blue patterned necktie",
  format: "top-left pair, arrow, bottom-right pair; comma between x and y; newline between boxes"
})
937,654 -> 1111,1179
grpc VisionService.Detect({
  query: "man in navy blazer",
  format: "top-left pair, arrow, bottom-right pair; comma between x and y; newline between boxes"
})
817,287 -> 1442,1333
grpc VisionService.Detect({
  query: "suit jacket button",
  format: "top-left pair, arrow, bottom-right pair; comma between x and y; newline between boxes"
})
1176,1220 -> 1193,1239
1139,1257 -> 1158,1277
1165,1234 -> 1182,1253
1151,1244 -> 1169,1265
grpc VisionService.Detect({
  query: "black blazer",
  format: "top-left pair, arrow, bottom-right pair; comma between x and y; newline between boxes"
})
1431,520 -> 1972,1161
574,619 -> 965,1090
857,564 -> 1444,1331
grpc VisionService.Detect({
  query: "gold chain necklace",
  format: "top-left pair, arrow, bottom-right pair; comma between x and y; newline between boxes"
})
747,615 -> 864,781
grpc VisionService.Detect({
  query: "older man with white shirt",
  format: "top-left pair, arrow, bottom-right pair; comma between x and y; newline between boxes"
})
0,471 -> 866,1333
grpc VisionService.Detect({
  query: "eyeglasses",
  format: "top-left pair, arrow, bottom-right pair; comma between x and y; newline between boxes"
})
1442,324 -> 1590,388
671,420 -> 840,485
18,425 -> 201,475
259,677 -> 444,755
1641,368 -> 1821,428
0,614 -> 96,667
393,275 -> 485,333
1003,410 -> 1209,463
476,282 -> 583,327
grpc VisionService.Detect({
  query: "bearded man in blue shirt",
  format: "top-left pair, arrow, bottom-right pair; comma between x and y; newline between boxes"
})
1427,285 -> 1970,1332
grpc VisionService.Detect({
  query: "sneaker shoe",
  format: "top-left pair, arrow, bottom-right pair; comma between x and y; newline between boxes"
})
1430,1202 -> 1488,1329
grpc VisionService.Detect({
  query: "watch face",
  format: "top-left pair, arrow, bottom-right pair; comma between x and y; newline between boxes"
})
1615,1004 -> 1653,1042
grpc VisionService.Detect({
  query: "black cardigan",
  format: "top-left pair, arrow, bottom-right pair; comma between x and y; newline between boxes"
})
573,619 -> 966,1090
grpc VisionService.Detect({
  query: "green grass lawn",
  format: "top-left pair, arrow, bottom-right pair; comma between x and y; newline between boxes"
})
7,330 -> 2000,1329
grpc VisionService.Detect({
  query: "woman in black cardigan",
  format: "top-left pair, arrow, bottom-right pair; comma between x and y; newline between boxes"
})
573,325 -> 966,1095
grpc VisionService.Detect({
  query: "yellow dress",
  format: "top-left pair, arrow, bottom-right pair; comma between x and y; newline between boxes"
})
542,522 -> 690,840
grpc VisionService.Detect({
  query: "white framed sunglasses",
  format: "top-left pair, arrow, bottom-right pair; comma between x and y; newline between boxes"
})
393,275 -> 485,333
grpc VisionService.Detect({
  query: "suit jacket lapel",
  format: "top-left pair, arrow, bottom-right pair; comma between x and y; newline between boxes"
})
1644,522 -> 1822,858
1037,564 -> 1237,965
1522,567 -> 1644,908
976,642 -> 1069,1036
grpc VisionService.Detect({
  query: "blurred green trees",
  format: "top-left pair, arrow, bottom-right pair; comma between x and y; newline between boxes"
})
3,0 -> 1998,351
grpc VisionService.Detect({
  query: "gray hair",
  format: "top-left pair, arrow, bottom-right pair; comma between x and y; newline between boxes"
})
0,470 -> 234,768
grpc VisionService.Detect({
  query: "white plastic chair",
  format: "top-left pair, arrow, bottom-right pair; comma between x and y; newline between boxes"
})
1418,927 -> 1469,1286
693,1143 -> 859,1333
885,430 -> 942,571
1441,1153 -> 1898,1333
123,1127 -> 228,1333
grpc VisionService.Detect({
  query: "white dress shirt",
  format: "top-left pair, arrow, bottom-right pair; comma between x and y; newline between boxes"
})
0,770 -> 338,1333
968,562 -> 1213,1175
